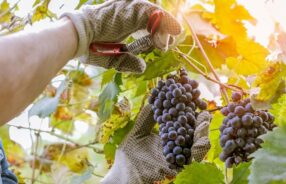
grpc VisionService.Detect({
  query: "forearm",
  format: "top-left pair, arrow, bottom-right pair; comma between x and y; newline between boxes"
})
0,18 -> 78,125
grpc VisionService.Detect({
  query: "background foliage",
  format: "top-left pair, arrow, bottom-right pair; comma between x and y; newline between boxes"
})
0,0 -> 286,183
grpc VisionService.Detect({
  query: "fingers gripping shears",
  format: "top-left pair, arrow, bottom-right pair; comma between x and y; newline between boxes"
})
89,10 -> 164,56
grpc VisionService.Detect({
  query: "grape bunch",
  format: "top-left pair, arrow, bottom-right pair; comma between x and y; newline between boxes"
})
219,92 -> 276,168
148,69 -> 207,169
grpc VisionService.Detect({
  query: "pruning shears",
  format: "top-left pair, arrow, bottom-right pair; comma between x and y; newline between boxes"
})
89,10 -> 164,56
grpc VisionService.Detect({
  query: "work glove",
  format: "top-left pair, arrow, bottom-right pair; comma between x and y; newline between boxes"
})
101,104 -> 211,184
0,141 -> 18,184
63,0 -> 182,73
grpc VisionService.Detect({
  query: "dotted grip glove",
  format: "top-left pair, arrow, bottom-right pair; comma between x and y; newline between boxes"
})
63,0 -> 182,73
101,105 -> 211,184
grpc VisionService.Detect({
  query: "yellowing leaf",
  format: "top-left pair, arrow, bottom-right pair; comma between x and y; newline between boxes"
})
62,148 -> 90,173
226,39 -> 269,75
31,0 -> 55,22
252,62 -> 286,101
99,98 -> 131,144
69,70 -> 93,86
50,106 -> 74,134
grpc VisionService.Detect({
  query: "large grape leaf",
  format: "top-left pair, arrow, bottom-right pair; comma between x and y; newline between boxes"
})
249,125 -> 286,184
232,162 -> 251,184
174,162 -> 224,184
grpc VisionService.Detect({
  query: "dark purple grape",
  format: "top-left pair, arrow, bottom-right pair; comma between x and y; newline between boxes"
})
183,148 -> 191,157
163,146 -> 171,156
148,96 -> 155,104
227,112 -> 236,119
225,157 -> 234,168
169,107 -> 178,117
227,103 -> 236,113
192,89 -> 201,99
172,88 -> 182,98
243,143 -> 256,153
176,154 -> 186,166
183,84 -> 192,92
221,107 -> 229,116
235,138 -> 245,147
176,103 -> 186,111
168,131 -> 177,140
223,140 -> 237,154
189,80 -> 199,89
219,152 -> 228,162
245,103 -> 254,112
237,128 -> 247,138
234,156 -> 242,164
166,153 -> 175,163
168,127 -> 176,132
162,113 -> 172,122
158,91 -> 166,99
162,86 -> 168,92
253,116 -> 263,127
220,135 -> 230,147
180,75 -> 189,84
151,88 -> 159,97
177,127 -> 187,136
173,146 -> 182,154
242,115 -> 253,127
198,100 -> 207,110
167,141 -> 175,150
166,91 -> 173,99
186,113 -> 195,125
232,92 -> 242,102
174,121 -> 182,129
267,113 -> 275,123
188,102 -> 196,111
157,80 -> 164,89
154,109 -> 162,116
259,111 -> 269,121
161,133 -> 168,142
180,95 -> 187,102
178,111 -> 185,116
223,127 -> 235,136
230,116 -> 241,128
185,107 -> 193,113
188,129 -> 194,136
254,138 -> 263,145
234,106 -> 245,117
161,127 -> 168,133
178,116 -> 187,124
175,135 -> 185,146
166,121 -> 174,128
163,100 -> 171,109
156,116 -> 163,124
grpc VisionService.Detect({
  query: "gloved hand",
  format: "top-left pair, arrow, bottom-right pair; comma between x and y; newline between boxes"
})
63,0 -> 182,73
101,104 -> 211,184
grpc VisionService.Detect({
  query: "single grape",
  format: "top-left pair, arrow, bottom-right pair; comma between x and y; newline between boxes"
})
166,91 -> 173,99
220,135 -> 230,147
173,146 -> 183,154
175,135 -> 186,146
166,153 -> 175,163
223,140 -> 237,154
162,86 -> 169,92
172,88 -> 182,98
223,127 -> 235,136
158,91 -> 166,99
168,131 -> 177,140
178,115 -> 188,124
148,96 -> 155,104
246,137 -> 255,144
235,138 -> 245,147
161,127 -> 168,133
227,112 -> 236,119
163,100 -> 171,109
179,95 -> 187,102
176,103 -> 186,111
234,106 -> 245,117
166,121 -> 174,128
245,103 -> 254,112
232,92 -> 242,102
185,106 -> 193,113
230,116 -> 241,128
169,107 -> 178,117
180,75 -> 190,84
219,152 -> 228,162
198,100 -> 207,110
174,121 -> 182,129
259,111 -> 269,121
167,141 -> 175,150
221,107 -> 229,116
241,114 -> 253,127
162,113 -> 172,122
154,99 -> 162,109
183,148 -> 191,157
178,111 -> 185,116
163,146 -> 171,156
267,113 -> 275,123
188,102 -> 196,111
189,80 -> 199,89
254,138 -> 263,145
176,154 -> 186,166
183,84 -> 192,92
168,127 -> 176,132
192,89 -> 201,100
151,88 -> 159,97
186,113 -> 195,125
161,133 -> 168,142
227,103 -> 236,113
154,109 -> 162,116
177,127 -> 187,136
253,116 -> 263,127
156,116 -> 163,124
243,143 -> 256,153
225,157 -> 234,168
188,129 -> 194,136
171,98 -> 179,105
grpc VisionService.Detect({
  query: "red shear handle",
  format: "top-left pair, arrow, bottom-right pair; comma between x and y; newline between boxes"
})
147,10 -> 165,35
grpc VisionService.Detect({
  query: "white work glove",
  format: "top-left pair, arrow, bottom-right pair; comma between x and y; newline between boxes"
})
101,105 -> 211,184
63,0 -> 182,73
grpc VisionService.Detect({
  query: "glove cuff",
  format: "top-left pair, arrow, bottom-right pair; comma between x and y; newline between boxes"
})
61,11 -> 93,59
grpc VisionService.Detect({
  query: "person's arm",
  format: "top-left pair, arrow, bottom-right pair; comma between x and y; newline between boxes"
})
0,18 -> 78,125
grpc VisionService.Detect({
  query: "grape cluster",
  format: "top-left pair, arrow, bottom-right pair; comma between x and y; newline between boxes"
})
148,69 -> 207,169
219,92 -> 276,168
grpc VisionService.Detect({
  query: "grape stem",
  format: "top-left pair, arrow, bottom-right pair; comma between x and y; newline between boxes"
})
173,48 -> 245,93
182,14 -> 230,103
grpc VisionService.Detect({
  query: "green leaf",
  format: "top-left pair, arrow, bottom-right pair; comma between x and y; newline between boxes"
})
249,125 -> 286,184
135,80 -> 148,97
101,69 -> 117,88
112,121 -> 134,145
174,162 -> 224,184
50,116 -> 74,134
104,143 -> 116,161
28,81 -> 67,118
142,51 -> 181,80
207,112 -> 224,169
98,82 -> 119,122
270,94 -> 286,126
232,162 -> 251,184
